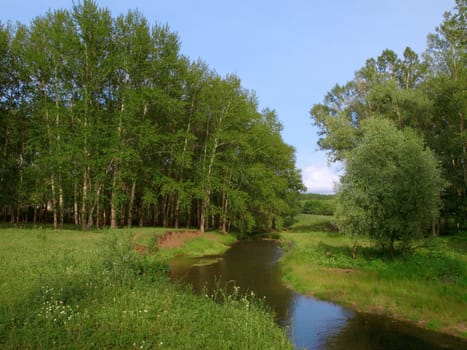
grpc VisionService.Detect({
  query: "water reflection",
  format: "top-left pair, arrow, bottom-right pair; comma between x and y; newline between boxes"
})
170,240 -> 297,326
289,294 -> 352,349
170,240 -> 466,350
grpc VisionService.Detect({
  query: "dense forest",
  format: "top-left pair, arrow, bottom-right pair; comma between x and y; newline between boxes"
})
311,0 -> 466,234
0,1 -> 304,232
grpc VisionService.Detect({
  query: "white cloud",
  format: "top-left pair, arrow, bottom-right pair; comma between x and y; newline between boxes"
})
302,162 -> 344,194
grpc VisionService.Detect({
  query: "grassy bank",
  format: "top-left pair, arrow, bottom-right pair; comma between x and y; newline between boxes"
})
280,215 -> 467,338
0,227 -> 292,349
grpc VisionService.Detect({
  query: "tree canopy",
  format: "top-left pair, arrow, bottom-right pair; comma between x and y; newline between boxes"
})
0,0 -> 304,232
311,0 -> 466,233
335,118 -> 444,255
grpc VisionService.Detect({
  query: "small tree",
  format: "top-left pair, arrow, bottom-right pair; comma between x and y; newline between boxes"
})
336,118 -> 444,257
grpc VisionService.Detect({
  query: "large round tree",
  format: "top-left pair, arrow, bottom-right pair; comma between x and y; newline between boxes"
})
336,118 -> 444,257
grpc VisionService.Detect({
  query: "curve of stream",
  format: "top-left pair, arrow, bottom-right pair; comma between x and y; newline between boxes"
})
170,240 -> 465,350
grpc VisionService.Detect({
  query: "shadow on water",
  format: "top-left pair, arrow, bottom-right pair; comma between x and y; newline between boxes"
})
170,240 -> 466,350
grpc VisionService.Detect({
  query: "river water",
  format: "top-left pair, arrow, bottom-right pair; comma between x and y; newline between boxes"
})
170,240 -> 466,350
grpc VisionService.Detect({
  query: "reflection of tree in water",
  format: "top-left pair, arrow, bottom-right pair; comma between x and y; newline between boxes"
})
171,240 -> 295,326
171,241 -> 467,350
323,313 -> 466,350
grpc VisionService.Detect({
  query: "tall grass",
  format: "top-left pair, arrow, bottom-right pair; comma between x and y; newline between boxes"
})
0,228 -> 292,349
280,214 -> 467,338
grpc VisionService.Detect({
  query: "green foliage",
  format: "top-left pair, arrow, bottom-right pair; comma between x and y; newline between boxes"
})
301,194 -> 336,215
0,228 -> 292,349
310,1 -> 466,232
0,0 -> 303,234
335,118 -> 444,251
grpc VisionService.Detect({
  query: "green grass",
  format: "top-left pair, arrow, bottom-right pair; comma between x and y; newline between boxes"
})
0,227 -> 292,349
280,214 -> 467,338
288,213 -> 338,232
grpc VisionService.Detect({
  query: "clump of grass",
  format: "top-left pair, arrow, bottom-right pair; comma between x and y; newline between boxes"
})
0,228 -> 291,349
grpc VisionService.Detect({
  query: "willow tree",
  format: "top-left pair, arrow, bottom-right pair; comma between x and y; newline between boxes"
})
336,118 -> 444,257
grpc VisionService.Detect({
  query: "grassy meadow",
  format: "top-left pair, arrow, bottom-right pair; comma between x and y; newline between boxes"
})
0,227 -> 292,349
280,214 -> 467,338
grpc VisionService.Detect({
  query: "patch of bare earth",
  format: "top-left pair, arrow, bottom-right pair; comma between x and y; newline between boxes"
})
157,231 -> 219,248
131,231 -> 220,254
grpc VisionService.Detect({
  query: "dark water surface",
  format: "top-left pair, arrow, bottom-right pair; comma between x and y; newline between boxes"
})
170,240 -> 466,350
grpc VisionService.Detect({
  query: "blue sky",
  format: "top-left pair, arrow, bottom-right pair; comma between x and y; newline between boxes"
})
1,0 -> 454,193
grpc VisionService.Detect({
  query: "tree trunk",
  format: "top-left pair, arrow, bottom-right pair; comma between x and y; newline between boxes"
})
86,185 -> 100,230
33,206 -> 37,226
81,169 -> 88,231
127,180 -> 136,228
221,196 -> 228,233
50,175 -> 58,229
389,235 -> 395,258
119,203 -> 125,227
43,89 -> 58,230
199,200 -> 206,233
54,66 -> 64,229
10,206 -> 15,224
73,179 -> 79,226
110,169 -> 118,229
96,198 -> 100,229
174,197 -> 180,229
432,220 -> 439,237
58,179 -> 64,229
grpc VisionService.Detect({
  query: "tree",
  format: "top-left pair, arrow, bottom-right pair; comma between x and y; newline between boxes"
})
0,0 -> 303,232
311,1 -> 465,233
241,109 -> 304,232
335,118 -> 444,257
310,48 -> 431,160
0,22 -> 32,224
423,0 -> 466,231
0,23 -> 18,221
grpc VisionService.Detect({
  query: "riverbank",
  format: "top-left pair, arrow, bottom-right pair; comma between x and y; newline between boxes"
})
280,214 -> 467,339
0,227 -> 291,349
132,228 -> 237,259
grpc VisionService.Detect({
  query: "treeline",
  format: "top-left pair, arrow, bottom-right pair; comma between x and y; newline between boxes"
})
0,1 -> 303,232
299,194 -> 336,216
311,0 -> 466,233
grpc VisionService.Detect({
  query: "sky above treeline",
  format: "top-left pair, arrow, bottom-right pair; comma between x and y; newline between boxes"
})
1,0 -> 454,193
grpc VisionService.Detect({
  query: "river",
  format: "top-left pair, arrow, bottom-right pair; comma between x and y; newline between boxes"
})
170,240 -> 466,350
